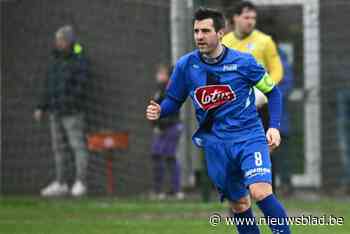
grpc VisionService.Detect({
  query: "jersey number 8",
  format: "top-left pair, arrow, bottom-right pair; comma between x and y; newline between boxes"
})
254,152 -> 263,166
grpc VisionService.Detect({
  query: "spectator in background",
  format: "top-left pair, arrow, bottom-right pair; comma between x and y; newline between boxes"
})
271,46 -> 294,196
337,89 -> 350,195
34,25 -> 89,197
149,64 -> 184,200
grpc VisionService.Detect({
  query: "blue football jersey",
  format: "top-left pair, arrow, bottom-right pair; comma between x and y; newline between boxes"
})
166,47 -> 268,147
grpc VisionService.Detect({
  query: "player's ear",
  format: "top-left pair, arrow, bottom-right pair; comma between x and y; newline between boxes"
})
217,28 -> 225,39
233,15 -> 239,25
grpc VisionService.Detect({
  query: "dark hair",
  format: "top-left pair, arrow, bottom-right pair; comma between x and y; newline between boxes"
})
193,7 -> 225,32
234,1 -> 257,15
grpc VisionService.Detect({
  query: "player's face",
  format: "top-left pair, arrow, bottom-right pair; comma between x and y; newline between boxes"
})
234,8 -> 257,35
55,37 -> 70,51
194,19 -> 223,55
156,68 -> 169,84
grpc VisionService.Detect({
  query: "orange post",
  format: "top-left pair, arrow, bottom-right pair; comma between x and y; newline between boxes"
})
87,132 -> 129,195
106,155 -> 114,194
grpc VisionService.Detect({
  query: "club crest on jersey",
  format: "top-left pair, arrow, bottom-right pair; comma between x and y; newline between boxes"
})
194,85 -> 236,111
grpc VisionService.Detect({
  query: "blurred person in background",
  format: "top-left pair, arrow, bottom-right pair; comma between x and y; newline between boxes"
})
222,1 -> 283,90
271,46 -> 295,196
34,25 -> 89,197
222,0 -> 283,125
149,64 -> 184,200
337,89 -> 350,195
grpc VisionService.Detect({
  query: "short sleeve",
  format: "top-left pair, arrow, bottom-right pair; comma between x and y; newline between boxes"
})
166,62 -> 189,103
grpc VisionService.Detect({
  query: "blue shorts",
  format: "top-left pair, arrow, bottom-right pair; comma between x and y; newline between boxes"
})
204,136 -> 272,202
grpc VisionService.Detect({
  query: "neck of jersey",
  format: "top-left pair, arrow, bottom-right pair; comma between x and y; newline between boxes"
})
201,45 -> 227,65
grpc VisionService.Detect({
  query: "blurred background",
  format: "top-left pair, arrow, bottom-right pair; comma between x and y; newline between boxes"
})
1,0 -> 350,233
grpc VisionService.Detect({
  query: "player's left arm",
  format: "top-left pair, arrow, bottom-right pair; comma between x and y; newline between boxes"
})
244,55 -> 282,150
256,73 -> 282,151
264,37 -> 283,84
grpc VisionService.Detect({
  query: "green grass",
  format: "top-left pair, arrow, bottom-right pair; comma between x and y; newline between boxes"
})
0,196 -> 349,234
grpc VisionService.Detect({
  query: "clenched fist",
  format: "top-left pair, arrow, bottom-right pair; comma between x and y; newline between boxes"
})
266,128 -> 281,152
146,100 -> 161,121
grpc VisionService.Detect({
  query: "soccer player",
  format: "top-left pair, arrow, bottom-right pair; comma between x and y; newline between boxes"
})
146,8 -> 291,234
222,1 -> 283,107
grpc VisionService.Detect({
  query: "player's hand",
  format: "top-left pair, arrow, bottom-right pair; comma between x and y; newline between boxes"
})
33,109 -> 43,122
266,128 -> 281,152
146,100 -> 161,121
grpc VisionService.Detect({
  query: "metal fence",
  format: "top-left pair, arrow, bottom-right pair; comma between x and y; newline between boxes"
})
1,0 -> 350,196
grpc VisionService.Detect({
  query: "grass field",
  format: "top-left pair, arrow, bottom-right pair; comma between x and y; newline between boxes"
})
0,196 -> 349,234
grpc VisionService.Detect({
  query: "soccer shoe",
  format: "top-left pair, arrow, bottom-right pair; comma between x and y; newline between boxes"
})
41,181 -> 68,197
149,192 -> 157,200
149,192 -> 166,200
71,180 -> 87,197
157,193 -> 166,200
175,192 -> 185,200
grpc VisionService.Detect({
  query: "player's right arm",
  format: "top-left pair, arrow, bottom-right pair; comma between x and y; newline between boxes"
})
146,61 -> 188,121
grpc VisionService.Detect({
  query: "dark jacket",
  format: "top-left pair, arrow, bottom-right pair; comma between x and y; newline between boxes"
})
38,43 -> 88,115
153,82 -> 181,130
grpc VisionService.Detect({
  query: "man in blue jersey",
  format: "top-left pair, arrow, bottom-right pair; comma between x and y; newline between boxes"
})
146,8 -> 291,234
